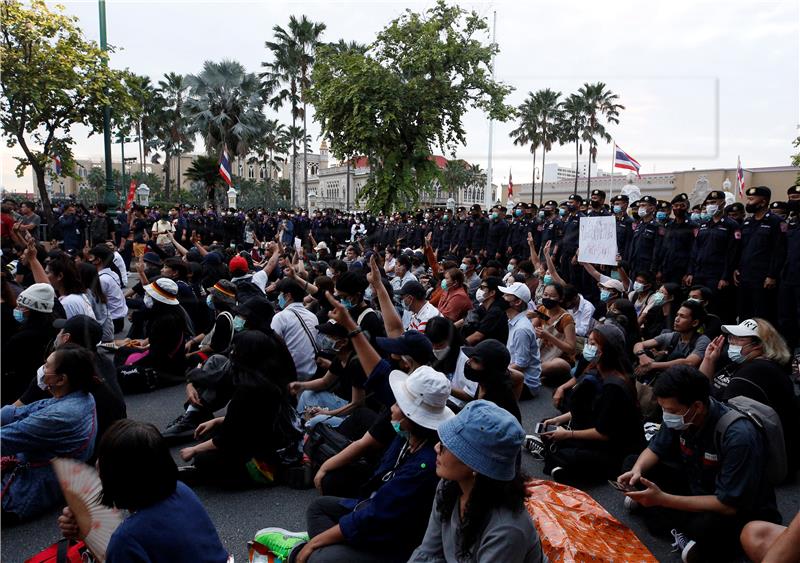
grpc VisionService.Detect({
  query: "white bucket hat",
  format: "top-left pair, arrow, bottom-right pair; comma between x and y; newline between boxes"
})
389,365 -> 454,430
144,278 -> 179,305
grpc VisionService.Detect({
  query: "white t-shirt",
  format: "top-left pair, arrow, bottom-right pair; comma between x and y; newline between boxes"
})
60,293 -> 97,320
449,351 -> 478,408
152,220 -> 175,246
407,301 -> 441,333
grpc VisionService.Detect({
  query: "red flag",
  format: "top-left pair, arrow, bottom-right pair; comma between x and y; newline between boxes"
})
125,179 -> 136,210
507,169 -> 513,198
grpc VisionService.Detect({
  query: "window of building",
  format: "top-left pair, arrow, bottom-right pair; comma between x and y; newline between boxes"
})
248,164 -> 255,179
260,166 -> 266,179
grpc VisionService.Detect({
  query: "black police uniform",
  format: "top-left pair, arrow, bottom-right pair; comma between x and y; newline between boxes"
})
538,215 -> 563,254
469,215 -> 489,256
736,211 -> 786,325
656,218 -> 698,284
687,215 -> 740,322
778,213 -> 800,348
507,216 -> 533,259
558,212 -> 584,285
486,217 -> 509,258
615,214 -> 634,257
628,218 -> 660,274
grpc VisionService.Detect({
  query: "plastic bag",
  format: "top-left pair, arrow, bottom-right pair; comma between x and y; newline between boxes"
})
524,479 -> 657,562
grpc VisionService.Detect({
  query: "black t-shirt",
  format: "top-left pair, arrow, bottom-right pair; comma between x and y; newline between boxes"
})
367,408 -> 395,447
212,385 -> 286,461
328,353 -> 367,402
712,358 -> 800,471
476,299 -> 509,344
593,377 -> 645,457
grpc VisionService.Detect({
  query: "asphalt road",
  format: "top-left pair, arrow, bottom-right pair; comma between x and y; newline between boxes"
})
3,380 -> 799,562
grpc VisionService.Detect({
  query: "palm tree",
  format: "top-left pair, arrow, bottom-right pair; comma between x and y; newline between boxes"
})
262,16 -> 326,209
533,89 -> 563,206
185,155 -> 222,202
558,94 -> 587,194
509,95 -> 540,203
156,72 -> 193,198
183,60 -> 267,158
248,119 -> 289,201
577,82 -> 624,196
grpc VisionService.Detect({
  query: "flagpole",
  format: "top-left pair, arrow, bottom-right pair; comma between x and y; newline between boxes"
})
609,140 -> 615,198
484,10 -> 496,209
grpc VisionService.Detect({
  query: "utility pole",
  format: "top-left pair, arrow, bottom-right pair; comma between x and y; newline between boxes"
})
98,0 -> 116,210
484,10 -> 497,209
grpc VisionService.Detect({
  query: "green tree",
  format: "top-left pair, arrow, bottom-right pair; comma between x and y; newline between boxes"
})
0,0 -> 134,225
558,93 -> 588,194
532,89 -> 562,206
311,1 -> 513,212
183,60 -> 267,160
263,16 -> 326,208
577,82 -> 624,195
440,159 -> 472,201
185,154 -> 222,202
509,96 -> 540,197
154,72 -> 194,199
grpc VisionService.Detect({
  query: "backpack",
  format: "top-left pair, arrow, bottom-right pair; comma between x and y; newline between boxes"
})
90,215 -> 109,242
714,395 -> 788,484
233,277 -> 264,304
25,539 -> 95,563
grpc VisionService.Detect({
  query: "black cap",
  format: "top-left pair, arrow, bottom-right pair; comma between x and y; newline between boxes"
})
336,271 -> 369,296
544,200 -> 558,207
568,194 -> 583,203
726,202 -> 745,213
396,280 -> 427,300
591,189 -> 606,198
769,201 -> 787,210
746,186 -> 771,199
788,184 -> 799,196
470,204 -> 482,212
53,315 -> 103,347
639,195 -> 657,206
657,200 -> 671,210
671,193 -> 689,204
461,339 -> 511,381
375,331 -> 433,364
703,190 -> 726,203
143,252 -> 162,266
610,194 -> 629,203
316,321 -> 349,338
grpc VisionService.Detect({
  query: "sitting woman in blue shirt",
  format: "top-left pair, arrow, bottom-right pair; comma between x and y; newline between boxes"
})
1,345 -> 97,523
58,419 -> 229,563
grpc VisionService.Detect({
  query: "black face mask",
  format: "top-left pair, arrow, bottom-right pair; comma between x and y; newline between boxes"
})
590,200 -> 601,209
463,363 -> 485,383
673,208 -> 687,217
786,200 -> 800,214
745,203 -> 763,214
541,297 -> 559,310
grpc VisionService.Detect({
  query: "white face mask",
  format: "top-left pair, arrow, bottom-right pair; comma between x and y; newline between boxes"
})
475,288 -> 486,304
432,346 -> 450,360
36,365 -> 48,390
638,207 -> 648,218
326,268 -> 334,278
705,204 -> 719,215
143,294 -> 154,309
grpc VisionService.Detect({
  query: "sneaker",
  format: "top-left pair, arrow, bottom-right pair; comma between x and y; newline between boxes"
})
523,435 -> 545,460
550,466 -> 567,483
162,409 -> 211,444
670,529 -> 700,563
623,495 -> 640,514
253,528 -> 309,560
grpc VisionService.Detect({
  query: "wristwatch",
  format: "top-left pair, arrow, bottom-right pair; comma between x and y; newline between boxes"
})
347,327 -> 363,339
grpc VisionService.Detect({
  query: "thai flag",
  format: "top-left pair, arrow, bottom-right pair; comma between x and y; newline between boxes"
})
613,145 -> 641,176
736,156 -> 745,198
507,169 -> 513,198
219,147 -> 233,187
51,155 -> 62,176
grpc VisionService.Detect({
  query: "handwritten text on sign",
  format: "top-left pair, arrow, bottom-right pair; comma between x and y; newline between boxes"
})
577,216 -> 618,266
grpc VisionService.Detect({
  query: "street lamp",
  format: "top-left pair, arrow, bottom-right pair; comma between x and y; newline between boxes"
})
136,183 -> 150,206
308,190 -> 317,211
227,186 -> 238,209
722,178 -> 732,192
446,197 -> 455,211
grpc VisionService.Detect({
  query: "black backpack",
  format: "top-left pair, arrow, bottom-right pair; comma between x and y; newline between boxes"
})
233,277 -> 264,304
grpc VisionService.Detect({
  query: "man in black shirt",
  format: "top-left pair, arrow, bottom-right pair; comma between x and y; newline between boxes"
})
460,276 -> 508,345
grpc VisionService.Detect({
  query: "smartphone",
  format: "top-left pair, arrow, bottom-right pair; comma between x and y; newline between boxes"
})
534,422 -> 558,434
535,310 -> 551,321
608,479 -> 635,492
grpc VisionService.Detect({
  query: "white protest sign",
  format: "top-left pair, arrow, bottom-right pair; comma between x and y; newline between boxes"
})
577,215 -> 618,266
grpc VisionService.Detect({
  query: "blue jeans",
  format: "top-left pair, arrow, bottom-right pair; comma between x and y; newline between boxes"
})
297,390 -> 348,429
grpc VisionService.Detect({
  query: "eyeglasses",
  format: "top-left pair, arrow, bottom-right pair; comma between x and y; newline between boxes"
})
479,284 -> 489,290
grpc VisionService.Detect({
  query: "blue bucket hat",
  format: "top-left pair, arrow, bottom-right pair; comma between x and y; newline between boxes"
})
437,400 -> 524,481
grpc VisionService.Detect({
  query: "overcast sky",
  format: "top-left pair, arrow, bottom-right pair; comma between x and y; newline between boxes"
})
2,0 -> 798,193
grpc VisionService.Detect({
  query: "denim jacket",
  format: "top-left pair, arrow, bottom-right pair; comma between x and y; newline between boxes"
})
1,391 -> 97,520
